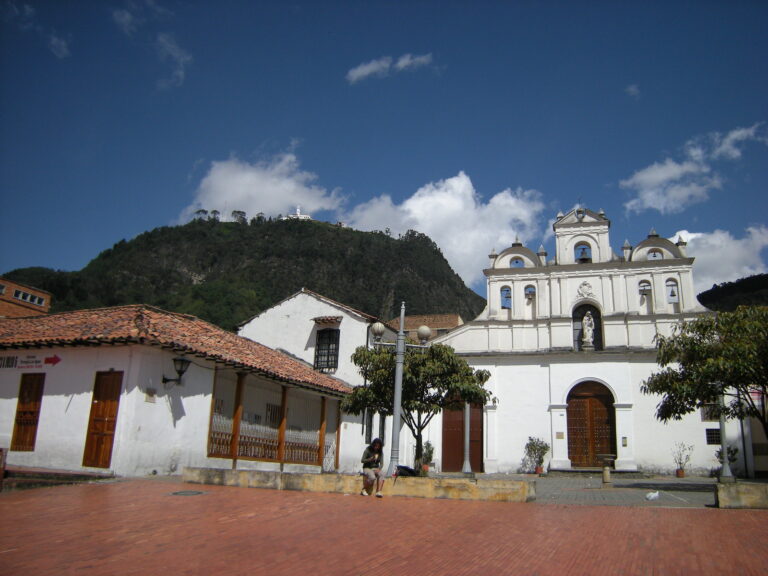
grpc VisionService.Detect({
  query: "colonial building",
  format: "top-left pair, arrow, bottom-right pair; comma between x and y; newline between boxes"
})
238,288 -> 397,472
0,277 -> 51,318
434,208 -> 751,475
0,305 -> 349,476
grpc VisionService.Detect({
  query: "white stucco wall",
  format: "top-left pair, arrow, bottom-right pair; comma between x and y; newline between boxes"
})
0,345 -> 272,476
238,291 -> 400,473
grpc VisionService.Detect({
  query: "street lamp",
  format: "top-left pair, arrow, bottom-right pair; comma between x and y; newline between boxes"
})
370,302 -> 430,477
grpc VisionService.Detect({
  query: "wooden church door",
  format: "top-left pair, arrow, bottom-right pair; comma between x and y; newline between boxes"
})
567,382 -> 616,468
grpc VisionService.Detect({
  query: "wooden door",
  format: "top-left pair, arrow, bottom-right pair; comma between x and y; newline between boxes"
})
11,373 -> 46,451
82,371 -> 123,468
441,404 -> 483,472
567,382 -> 615,467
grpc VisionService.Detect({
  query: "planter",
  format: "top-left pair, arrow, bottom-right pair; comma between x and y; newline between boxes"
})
535,466 -> 544,475
675,468 -> 685,478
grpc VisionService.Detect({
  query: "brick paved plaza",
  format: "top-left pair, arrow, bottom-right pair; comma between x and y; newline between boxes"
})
1,478 -> 766,575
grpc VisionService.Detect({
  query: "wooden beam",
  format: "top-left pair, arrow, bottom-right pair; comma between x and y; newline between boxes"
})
317,396 -> 327,467
230,372 -> 246,469
277,386 -> 288,463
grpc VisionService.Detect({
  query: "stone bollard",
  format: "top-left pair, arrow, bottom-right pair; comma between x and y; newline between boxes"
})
602,465 -> 612,487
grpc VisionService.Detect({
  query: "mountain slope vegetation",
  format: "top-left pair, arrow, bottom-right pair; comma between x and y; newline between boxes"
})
5,218 -> 486,331
697,273 -> 768,311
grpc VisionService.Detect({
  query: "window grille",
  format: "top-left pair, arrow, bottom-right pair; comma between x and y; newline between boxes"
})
700,404 -> 718,422
314,328 -> 340,370
705,428 -> 721,445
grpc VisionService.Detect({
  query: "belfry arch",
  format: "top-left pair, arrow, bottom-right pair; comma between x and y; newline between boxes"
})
566,381 -> 616,467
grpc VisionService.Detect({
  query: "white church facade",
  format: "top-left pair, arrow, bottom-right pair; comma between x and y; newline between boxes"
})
433,207 -> 751,475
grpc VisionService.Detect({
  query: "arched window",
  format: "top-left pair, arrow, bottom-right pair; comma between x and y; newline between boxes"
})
500,286 -> 512,310
666,279 -> 680,312
575,242 -> 592,264
638,280 -> 653,314
524,285 -> 536,301
666,279 -> 679,302
510,257 -> 525,268
572,305 -> 603,351
648,249 -> 663,260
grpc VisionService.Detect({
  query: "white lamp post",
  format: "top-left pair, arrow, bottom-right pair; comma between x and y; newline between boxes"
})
370,302 -> 430,477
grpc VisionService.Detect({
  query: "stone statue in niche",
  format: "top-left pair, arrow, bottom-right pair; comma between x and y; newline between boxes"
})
581,311 -> 595,349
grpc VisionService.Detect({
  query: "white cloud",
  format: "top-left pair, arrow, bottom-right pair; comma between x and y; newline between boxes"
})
346,53 -> 434,84
5,2 -> 71,58
180,153 -> 344,223
113,2 -> 188,87
156,33 -> 192,89
113,9 -> 139,36
674,226 -> 768,294
622,159 -> 720,214
346,57 -> 393,84
48,33 -> 70,59
711,123 -> 765,160
622,124 -> 766,215
625,84 -> 640,99
395,53 -> 432,71
344,172 -> 546,288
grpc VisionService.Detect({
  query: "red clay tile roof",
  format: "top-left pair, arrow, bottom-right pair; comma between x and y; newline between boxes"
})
0,305 -> 351,395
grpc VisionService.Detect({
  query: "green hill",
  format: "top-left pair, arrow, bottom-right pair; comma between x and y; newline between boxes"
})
697,273 -> 768,311
4,218 -> 486,331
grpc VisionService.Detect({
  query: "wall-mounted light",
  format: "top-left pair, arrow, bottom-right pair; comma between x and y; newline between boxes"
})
163,356 -> 191,388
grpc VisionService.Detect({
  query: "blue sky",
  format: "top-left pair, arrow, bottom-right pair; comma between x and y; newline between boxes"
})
2,1 -> 767,297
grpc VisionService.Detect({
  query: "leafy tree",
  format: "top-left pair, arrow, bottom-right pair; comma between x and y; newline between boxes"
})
641,306 -> 768,439
231,210 -> 247,224
342,343 -> 492,467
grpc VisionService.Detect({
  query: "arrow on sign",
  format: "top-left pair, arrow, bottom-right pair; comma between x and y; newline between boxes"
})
44,355 -> 61,366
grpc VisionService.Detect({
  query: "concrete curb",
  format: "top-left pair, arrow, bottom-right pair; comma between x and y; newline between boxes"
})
182,467 -> 535,502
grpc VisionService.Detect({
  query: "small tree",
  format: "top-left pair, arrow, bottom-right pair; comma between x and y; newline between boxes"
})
342,343 -> 492,468
641,306 -> 768,439
523,437 -> 549,472
671,442 -> 693,471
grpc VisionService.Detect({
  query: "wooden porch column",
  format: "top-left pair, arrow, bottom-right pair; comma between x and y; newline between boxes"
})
317,396 -> 327,467
230,372 -> 247,469
277,386 -> 288,462
335,400 -> 341,471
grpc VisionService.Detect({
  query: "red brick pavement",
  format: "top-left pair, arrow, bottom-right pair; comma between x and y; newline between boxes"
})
0,478 -> 766,576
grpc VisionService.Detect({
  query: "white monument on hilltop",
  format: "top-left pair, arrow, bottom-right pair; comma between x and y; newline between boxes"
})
281,205 -> 312,221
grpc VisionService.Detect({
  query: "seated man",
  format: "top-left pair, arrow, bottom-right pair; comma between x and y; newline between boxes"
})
361,438 -> 385,498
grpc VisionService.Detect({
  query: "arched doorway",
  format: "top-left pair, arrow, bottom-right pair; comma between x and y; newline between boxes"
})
567,382 -> 616,467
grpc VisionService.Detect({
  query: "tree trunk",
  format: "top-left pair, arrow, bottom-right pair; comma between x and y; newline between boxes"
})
414,431 -> 423,469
